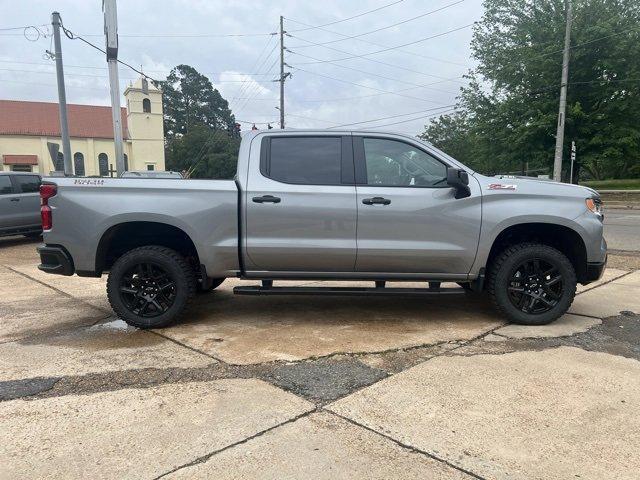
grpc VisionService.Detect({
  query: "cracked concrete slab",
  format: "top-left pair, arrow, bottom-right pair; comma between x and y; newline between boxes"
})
0,379 -> 314,480
9,263 -> 109,310
0,319 -> 214,381
492,313 -> 601,339
167,411 -> 471,480
329,347 -> 640,480
576,267 -> 627,293
570,271 -> 640,318
0,266 -> 102,343
159,284 -> 502,364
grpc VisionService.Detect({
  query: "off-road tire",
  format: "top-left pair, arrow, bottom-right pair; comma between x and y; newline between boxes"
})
197,277 -> 225,293
107,246 -> 196,329
488,243 -> 576,325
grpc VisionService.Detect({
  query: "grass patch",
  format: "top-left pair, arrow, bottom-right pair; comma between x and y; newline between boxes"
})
582,179 -> 640,190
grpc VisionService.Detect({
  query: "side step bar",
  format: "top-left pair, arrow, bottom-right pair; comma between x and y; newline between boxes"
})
233,285 -> 468,297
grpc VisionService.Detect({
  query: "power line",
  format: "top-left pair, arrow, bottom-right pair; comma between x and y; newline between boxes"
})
328,105 -> 456,128
288,0 -> 466,48
288,37 -> 467,84
228,34 -> 278,109
282,17 -> 469,68
291,67 -> 450,105
364,108 -> 457,129
0,23 -> 48,31
289,22 -> 474,64
288,50 -> 461,95
287,0 -> 405,32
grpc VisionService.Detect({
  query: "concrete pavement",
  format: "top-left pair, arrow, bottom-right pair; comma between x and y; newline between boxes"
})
1,237 -> 639,479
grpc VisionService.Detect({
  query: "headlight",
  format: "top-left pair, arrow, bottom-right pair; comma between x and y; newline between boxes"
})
585,197 -> 603,216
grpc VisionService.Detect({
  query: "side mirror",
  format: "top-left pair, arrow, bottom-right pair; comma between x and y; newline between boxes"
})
446,167 -> 471,199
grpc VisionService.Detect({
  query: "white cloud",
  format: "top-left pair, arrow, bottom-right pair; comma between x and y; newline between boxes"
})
0,0 -> 483,136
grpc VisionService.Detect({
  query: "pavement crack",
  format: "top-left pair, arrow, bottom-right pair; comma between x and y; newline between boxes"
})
153,407 -> 318,479
576,269 -> 636,296
147,330 -> 228,364
324,409 -> 486,480
3,265 -> 112,315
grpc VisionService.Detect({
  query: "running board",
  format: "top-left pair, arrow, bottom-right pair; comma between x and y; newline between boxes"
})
233,285 -> 468,296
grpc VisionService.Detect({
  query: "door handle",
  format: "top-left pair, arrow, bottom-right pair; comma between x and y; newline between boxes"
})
10,198 -> 20,202
252,195 -> 281,204
362,197 -> 391,205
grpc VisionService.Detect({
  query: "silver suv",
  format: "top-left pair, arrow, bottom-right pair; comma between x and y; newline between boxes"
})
0,172 -> 42,238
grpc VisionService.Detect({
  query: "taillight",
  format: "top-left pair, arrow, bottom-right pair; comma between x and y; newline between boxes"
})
40,184 -> 57,230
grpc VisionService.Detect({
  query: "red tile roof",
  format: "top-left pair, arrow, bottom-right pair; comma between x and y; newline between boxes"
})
0,100 -> 129,139
3,155 -> 38,165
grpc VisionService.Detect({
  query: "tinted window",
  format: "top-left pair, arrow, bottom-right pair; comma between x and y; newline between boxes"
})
13,175 -> 40,193
267,137 -> 342,185
0,176 -> 13,195
363,138 -> 447,187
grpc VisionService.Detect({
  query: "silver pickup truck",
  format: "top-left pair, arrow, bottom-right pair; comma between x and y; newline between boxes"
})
37,130 -> 606,328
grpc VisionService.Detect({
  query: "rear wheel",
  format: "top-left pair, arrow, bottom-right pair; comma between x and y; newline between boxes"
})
107,246 -> 196,329
488,243 -> 576,325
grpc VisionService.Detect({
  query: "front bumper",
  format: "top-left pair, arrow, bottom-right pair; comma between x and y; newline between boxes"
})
37,245 -> 74,276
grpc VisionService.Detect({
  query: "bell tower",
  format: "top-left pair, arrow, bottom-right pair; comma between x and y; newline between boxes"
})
123,77 -> 165,171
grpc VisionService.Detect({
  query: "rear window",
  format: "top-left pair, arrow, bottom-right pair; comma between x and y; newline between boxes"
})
13,175 -> 40,193
0,176 -> 12,195
265,137 -> 342,185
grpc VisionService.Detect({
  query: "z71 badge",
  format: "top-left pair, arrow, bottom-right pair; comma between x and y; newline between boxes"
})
488,183 -> 517,191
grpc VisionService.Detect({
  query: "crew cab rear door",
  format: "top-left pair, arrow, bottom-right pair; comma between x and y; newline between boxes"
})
244,133 -> 357,272
353,135 -> 481,275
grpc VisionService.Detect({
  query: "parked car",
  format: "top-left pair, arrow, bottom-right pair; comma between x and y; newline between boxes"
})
121,170 -> 183,179
36,130 -> 606,328
0,172 -> 42,238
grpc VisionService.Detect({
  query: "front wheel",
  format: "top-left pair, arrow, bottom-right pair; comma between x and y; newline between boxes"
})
488,243 -> 576,325
107,246 -> 196,329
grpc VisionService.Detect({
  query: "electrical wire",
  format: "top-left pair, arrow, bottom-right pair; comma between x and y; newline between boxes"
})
287,0 -> 466,48
289,22 -> 474,64
288,50 -> 461,95
287,0 -> 405,32
327,105 -> 456,128
364,108 -> 457,129
291,67 -> 452,105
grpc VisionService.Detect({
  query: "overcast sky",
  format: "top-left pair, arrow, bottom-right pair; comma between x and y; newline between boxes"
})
0,0 -> 484,136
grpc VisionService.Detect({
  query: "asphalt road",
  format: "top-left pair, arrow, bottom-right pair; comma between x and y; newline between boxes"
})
604,208 -> 640,252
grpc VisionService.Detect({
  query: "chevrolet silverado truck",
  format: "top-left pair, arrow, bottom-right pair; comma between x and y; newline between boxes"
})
36,130 -> 606,328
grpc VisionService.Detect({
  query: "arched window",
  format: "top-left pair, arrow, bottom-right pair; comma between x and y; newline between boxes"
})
142,98 -> 151,113
55,151 -> 64,171
73,152 -> 85,176
124,153 -> 129,171
98,153 -> 109,176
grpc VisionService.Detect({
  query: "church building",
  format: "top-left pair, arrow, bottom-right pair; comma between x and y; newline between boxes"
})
0,77 -> 165,175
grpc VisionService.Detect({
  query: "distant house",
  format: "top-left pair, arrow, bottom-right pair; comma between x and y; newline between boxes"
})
0,77 -> 165,175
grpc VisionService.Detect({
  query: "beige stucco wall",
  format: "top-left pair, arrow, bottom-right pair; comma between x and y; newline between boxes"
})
1,77 -> 165,175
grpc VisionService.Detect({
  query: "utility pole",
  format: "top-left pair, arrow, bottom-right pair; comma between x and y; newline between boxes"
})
103,0 -> 126,175
51,12 -> 73,176
552,0 -> 572,182
278,16 -> 290,129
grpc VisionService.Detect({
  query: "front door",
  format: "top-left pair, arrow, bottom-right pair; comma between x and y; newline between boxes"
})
245,134 -> 357,272
353,136 -> 482,275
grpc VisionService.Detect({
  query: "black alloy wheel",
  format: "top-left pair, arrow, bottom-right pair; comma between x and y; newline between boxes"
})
107,246 -> 196,328
507,258 -> 564,314
119,262 -> 177,317
488,243 -> 576,325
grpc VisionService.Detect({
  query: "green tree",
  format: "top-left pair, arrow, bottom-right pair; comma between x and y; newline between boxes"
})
160,64 -> 235,138
421,0 -> 640,180
165,126 -> 240,179
160,65 -> 239,178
